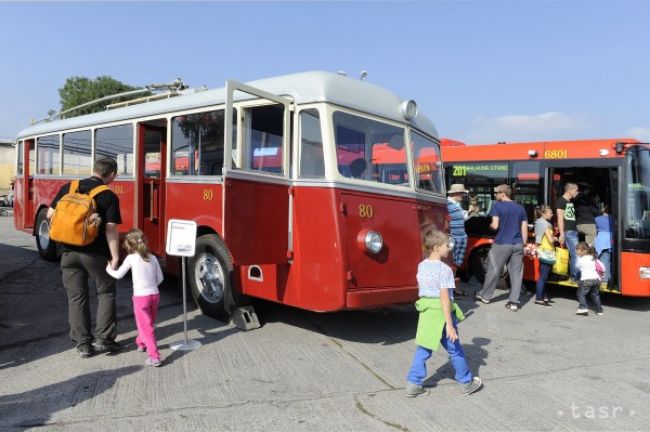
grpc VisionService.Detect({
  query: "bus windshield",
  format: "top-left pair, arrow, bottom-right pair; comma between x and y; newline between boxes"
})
333,111 -> 409,187
412,132 -> 445,194
625,146 -> 650,240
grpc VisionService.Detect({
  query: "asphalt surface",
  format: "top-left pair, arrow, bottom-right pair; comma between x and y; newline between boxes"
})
1,213 -> 649,431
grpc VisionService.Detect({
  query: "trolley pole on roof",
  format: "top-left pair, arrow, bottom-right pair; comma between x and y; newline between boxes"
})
34,78 -> 189,124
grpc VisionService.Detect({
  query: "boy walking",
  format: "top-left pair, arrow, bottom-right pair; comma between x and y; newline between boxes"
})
404,229 -> 482,397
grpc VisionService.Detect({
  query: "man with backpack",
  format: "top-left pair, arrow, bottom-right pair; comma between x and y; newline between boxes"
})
47,158 -> 122,358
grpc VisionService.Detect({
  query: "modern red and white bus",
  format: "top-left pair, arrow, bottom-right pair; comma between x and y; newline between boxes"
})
14,71 -> 450,320
441,138 -> 650,297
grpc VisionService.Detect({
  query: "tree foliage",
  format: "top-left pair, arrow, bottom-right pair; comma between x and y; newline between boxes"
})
52,76 -> 144,118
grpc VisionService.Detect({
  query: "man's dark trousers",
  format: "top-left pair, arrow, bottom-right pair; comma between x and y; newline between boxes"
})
61,251 -> 117,347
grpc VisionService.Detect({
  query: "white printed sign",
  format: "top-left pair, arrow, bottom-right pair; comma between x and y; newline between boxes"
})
166,219 -> 197,257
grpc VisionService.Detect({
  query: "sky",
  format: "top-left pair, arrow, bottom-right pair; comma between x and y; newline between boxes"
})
0,0 -> 649,144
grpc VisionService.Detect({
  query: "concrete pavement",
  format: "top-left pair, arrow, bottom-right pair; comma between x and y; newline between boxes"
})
1,214 -> 649,431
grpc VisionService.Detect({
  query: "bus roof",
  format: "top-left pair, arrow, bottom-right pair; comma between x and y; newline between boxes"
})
16,71 -> 438,140
441,138 -> 641,161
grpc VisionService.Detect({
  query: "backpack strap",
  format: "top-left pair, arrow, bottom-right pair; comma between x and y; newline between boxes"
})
69,179 -> 80,194
87,184 -> 110,199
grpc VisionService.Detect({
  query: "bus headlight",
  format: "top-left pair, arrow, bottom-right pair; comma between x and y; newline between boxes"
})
400,100 -> 418,120
364,231 -> 383,254
640,267 -> 650,279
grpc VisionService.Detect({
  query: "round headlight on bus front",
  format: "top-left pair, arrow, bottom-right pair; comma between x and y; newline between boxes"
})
364,231 -> 384,254
400,100 -> 418,121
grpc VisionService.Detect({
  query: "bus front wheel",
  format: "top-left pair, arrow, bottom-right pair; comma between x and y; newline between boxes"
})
188,234 -> 245,323
469,247 -> 490,284
469,246 -> 509,286
35,208 -> 58,261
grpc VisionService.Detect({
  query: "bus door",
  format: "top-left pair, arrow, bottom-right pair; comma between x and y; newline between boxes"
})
546,163 -> 622,289
23,139 -> 36,229
137,120 -> 167,255
222,81 -> 292,265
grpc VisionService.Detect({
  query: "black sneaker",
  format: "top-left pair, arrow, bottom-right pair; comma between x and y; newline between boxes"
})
93,339 -> 122,353
505,302 -> 519,311
77,344 -> 94,358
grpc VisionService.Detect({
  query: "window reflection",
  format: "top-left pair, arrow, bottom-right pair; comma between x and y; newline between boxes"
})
333,112 -> 408,187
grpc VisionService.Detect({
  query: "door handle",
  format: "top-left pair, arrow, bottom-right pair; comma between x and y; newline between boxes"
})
149,182 -> 156,222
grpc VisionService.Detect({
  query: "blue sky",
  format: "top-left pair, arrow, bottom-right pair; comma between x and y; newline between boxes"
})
1,1 -> 648,143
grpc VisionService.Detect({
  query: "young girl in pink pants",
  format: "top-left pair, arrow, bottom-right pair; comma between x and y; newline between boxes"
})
106,229 -> 164,367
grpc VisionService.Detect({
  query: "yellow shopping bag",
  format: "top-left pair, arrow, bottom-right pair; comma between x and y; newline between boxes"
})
552,247 -> 569,275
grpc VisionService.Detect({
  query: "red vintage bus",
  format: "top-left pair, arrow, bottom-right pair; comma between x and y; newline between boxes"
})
14,71 -> 450,321
441,138 -> 650,297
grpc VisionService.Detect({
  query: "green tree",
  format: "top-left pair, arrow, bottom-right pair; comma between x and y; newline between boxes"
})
51,76 -> 144,118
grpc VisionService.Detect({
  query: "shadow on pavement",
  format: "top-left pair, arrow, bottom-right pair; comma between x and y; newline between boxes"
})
0,365 -> 141,430
543,284 -> 650,312
0,263 -> 186,371
423,336 -> 491,388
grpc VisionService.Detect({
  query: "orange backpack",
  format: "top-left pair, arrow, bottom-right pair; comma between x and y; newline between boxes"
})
49,180 -> 110,246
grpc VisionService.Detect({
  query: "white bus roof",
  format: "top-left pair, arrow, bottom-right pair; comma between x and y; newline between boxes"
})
16,71 -> 438,140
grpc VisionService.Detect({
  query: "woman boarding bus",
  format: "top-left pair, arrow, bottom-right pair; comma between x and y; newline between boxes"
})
14,71 -> 450,321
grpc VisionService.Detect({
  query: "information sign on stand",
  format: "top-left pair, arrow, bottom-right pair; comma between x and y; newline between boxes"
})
166,219 -> 202,352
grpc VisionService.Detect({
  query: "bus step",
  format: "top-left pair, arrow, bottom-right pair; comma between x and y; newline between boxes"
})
232,306 -> 261,331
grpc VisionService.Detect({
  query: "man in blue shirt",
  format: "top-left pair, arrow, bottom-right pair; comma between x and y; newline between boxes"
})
476,184 -> 528,311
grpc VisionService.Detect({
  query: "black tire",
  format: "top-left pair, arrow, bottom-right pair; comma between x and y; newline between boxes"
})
35,208 -> 58,261
188,234 -> 247,322
469,247 -> 490,284
470,246 -> 508,285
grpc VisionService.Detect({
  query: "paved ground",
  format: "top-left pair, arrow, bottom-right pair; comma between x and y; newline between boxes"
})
1,213 -> 649,431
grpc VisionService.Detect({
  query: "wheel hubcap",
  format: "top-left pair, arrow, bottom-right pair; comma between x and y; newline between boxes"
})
194,252 -> 225,304
38,219 -> 50,250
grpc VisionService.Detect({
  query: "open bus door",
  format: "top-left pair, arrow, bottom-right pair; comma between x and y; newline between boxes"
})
546,163 -> 622,291
222,81 -> 292,265
23,139 -> 35,229
136,120 -> 167,256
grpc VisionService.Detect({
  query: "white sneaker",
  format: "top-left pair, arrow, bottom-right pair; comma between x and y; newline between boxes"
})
575,308 -> 589,316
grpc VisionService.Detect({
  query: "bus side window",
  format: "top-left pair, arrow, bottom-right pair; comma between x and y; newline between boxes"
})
171,109 -> 235,176
244,104 -> 284,175
299,109 -> 324,179
511,161 -> 541,223
62,130 -> 92,175
16,141 -> 24,175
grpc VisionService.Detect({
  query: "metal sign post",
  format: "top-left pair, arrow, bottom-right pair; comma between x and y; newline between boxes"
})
166,219 -> 201,352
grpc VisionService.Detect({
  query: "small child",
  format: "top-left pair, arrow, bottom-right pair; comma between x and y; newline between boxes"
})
404,229 -> 482,397
106,229 -> 164,366
574,242 -> 604,316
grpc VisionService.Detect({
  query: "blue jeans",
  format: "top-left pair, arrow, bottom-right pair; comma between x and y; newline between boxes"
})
599,249 -> 611,285
577,279 -> 603,312
564,231 -> 579,279
406,320 -> 472,385
536,261 -> 553,301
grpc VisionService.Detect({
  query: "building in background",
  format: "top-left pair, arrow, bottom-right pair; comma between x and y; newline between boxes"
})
0,138 -> 15,194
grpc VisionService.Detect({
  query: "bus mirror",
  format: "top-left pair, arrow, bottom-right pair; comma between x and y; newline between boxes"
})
615,142 -> 625,154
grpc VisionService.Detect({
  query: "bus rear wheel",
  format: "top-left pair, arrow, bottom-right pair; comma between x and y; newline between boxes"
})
35,208 -> 58,261
188,234 -> 244,323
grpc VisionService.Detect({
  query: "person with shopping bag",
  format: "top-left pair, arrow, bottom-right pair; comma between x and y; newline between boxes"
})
534,205 -> 557,306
